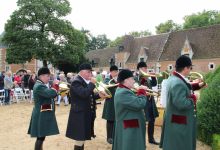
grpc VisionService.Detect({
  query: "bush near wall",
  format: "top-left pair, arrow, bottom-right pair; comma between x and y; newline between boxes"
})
212,134 -> 220,150
197,66 -> 220,145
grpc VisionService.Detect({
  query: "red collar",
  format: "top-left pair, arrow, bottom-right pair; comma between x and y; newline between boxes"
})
173,71 -> 192,90
118,83 -> 130,90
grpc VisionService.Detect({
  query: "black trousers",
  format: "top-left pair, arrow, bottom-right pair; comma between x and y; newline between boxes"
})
35,137 -> 45,150
106,120 -> 114,139
91,117 -> 96,138
148,120 -> 156,141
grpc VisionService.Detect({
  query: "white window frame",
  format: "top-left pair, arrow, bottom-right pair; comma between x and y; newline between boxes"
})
167,64 -> 173,71
139,57 -> 145,62
208,62 -> 215,70
5,65 -> 11,72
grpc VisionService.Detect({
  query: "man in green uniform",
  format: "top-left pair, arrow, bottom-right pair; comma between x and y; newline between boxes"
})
28,67 -> 59,150
136,62 -> 159,145
102,65 -> 118,144
113,69 -> 149,150
160,55 -> 206,150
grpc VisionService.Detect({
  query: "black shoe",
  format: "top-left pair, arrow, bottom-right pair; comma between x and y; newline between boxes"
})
149,139 -> 159,145
107,138 -> 113,144
74,145 -> 84,150
92,134 -> 96,138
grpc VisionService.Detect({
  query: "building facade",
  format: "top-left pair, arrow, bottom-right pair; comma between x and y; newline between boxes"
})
86,24 -> 220,73
0,45 -> 55,73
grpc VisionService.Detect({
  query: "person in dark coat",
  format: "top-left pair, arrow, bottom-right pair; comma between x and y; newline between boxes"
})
28,73 -> 37,91
66,63 -> 106,150
22,70 -> 31,89
102,65 -> 118,144
135,62 -> 159,145
0,71 -> 5,90
113,69 -> 149,150
28,67 -> 59,150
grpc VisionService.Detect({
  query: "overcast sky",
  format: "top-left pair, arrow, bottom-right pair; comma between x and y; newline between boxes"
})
0,0 -> 219,40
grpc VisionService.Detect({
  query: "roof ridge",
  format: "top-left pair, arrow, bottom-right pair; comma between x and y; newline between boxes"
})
157,33 -> 170,61
171,23 -> 220,34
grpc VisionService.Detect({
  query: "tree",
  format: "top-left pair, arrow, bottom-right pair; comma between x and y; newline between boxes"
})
128,30 -> 152,37
81,28 -> 93,52
81,28 -> 110,51
197,66 -> 220,145
109,36 -> 124,47
0,32 -> 4,43
109,30 -> 152,48
95,34 -> 110,49
156,20 -> 182,34
56,55 -> 89,73
2,0 -> 85,67
183,10 -> 220,29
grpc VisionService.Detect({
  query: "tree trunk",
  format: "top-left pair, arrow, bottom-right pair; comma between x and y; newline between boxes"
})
43,60 -> 48,67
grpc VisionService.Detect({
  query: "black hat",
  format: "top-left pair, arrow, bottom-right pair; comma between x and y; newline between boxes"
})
37,67 -> 50,77
79,63 -> 93,71
175,55 -> 192,68
117,69 -> 133,83
137,62 -> 147,70
110,65 -> 118,72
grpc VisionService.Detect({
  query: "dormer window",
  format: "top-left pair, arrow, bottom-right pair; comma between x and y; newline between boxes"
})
167,64 -> 173,71
91,60 -> 96,67
140,57 -> 144,62
118,45 -> 124,52
181,36 -> 194,59
109,58 -> 115,66
5,65 -> 10,72
208,62 -> 215,70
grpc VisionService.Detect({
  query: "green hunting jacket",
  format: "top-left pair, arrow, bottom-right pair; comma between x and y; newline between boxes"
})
160,73 -> 196,150
102,76 -> 117,121
112,86 -> 147,150
134,75 -> 159,121
28,80 -> 59,137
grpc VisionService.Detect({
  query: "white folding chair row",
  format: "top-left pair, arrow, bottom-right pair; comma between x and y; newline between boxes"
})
13,88 -> 25,103
24,88 -> 31,102
0,89 -> 5,106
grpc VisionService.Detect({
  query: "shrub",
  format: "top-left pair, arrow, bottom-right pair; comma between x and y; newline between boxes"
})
212,134 -> 220,150
197,66 -> 220,145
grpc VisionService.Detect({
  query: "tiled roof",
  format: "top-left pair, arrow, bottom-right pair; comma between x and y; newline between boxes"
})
85,47 -> 118,67
160,24 -> 220,61
86,24 -> 220,66
127,33 -> 169,63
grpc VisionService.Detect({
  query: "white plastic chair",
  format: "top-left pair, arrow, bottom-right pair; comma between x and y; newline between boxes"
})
13,88 -> 25,103
0,89 -> 5,106
24,88 -> 30,101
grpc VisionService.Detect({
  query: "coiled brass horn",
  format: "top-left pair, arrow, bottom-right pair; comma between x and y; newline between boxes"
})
133,83 -> 160,97
188,72 -> 204,81
139,69 -> 162,78
58,82 -> 70,97
108,78 -> 119,87
94,82 -> 113,99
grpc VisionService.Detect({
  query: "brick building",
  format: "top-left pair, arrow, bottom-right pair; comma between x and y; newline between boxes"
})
86,24 -> 220,73
0,44 -> 55,74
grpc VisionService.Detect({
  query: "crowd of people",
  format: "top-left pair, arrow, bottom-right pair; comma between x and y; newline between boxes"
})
0,70 -> 35,104
0,55 -> 207,150
0,69 -> 76,105
28,55 -> 206,150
